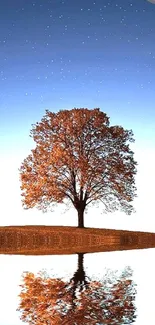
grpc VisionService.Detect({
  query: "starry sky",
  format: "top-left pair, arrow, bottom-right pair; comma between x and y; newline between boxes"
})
0,0 -> 155,229
1,0 -> 155,133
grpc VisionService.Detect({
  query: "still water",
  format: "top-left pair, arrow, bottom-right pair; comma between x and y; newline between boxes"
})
1,248 -> 155,324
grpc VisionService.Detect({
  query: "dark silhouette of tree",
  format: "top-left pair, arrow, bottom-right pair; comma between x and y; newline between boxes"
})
17,254 -> 137,324
19,108 -> 137,227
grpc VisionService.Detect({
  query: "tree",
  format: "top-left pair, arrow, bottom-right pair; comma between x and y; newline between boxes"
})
19,108 -> 137,227
17,254 -> 137,324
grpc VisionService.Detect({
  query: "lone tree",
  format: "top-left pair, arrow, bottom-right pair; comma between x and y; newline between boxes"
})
19,108 -> 137,227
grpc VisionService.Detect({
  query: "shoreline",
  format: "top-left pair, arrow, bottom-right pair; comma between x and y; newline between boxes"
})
0,225 -> 155,255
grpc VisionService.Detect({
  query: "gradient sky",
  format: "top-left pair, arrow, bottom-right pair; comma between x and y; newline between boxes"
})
0,0 -> 155,230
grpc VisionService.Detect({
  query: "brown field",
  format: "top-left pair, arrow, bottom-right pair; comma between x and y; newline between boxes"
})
0,225 -> 155,255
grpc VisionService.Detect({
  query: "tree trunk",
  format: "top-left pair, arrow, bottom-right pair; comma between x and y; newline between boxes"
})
78,208 -> 84,228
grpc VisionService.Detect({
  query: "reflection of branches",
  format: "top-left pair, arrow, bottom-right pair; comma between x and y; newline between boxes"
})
17,254 -> 137,324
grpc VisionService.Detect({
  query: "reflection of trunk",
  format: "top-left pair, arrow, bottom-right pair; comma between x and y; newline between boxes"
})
74,253 -> 86,287
78,208 -> 84,228
71,253 -> 90,296
63,253 -> 90,304
78,253 -> 84,271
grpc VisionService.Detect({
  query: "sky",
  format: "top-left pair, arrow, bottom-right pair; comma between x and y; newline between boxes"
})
0,0 -> 155,230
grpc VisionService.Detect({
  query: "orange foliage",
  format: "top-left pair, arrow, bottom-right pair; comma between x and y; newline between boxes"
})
17,268 -> 137,324
19,108 -> 137,225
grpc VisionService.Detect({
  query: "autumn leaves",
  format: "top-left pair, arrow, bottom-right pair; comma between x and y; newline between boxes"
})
19,108 -> 137,227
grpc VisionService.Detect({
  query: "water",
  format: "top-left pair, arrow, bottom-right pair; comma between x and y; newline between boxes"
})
0,247 -> 155,324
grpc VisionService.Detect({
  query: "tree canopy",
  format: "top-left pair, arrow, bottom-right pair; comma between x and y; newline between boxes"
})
19,108 -> 137,227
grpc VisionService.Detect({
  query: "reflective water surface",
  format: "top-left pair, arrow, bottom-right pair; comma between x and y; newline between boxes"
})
1,248 -> 155,324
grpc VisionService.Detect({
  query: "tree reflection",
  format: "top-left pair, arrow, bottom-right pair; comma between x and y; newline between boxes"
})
17,253 -> 137,324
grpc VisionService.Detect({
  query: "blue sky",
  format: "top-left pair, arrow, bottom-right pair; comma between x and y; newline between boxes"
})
0,0 -> 155,230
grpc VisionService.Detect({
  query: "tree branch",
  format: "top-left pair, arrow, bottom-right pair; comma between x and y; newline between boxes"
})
85,184 -> 108,205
